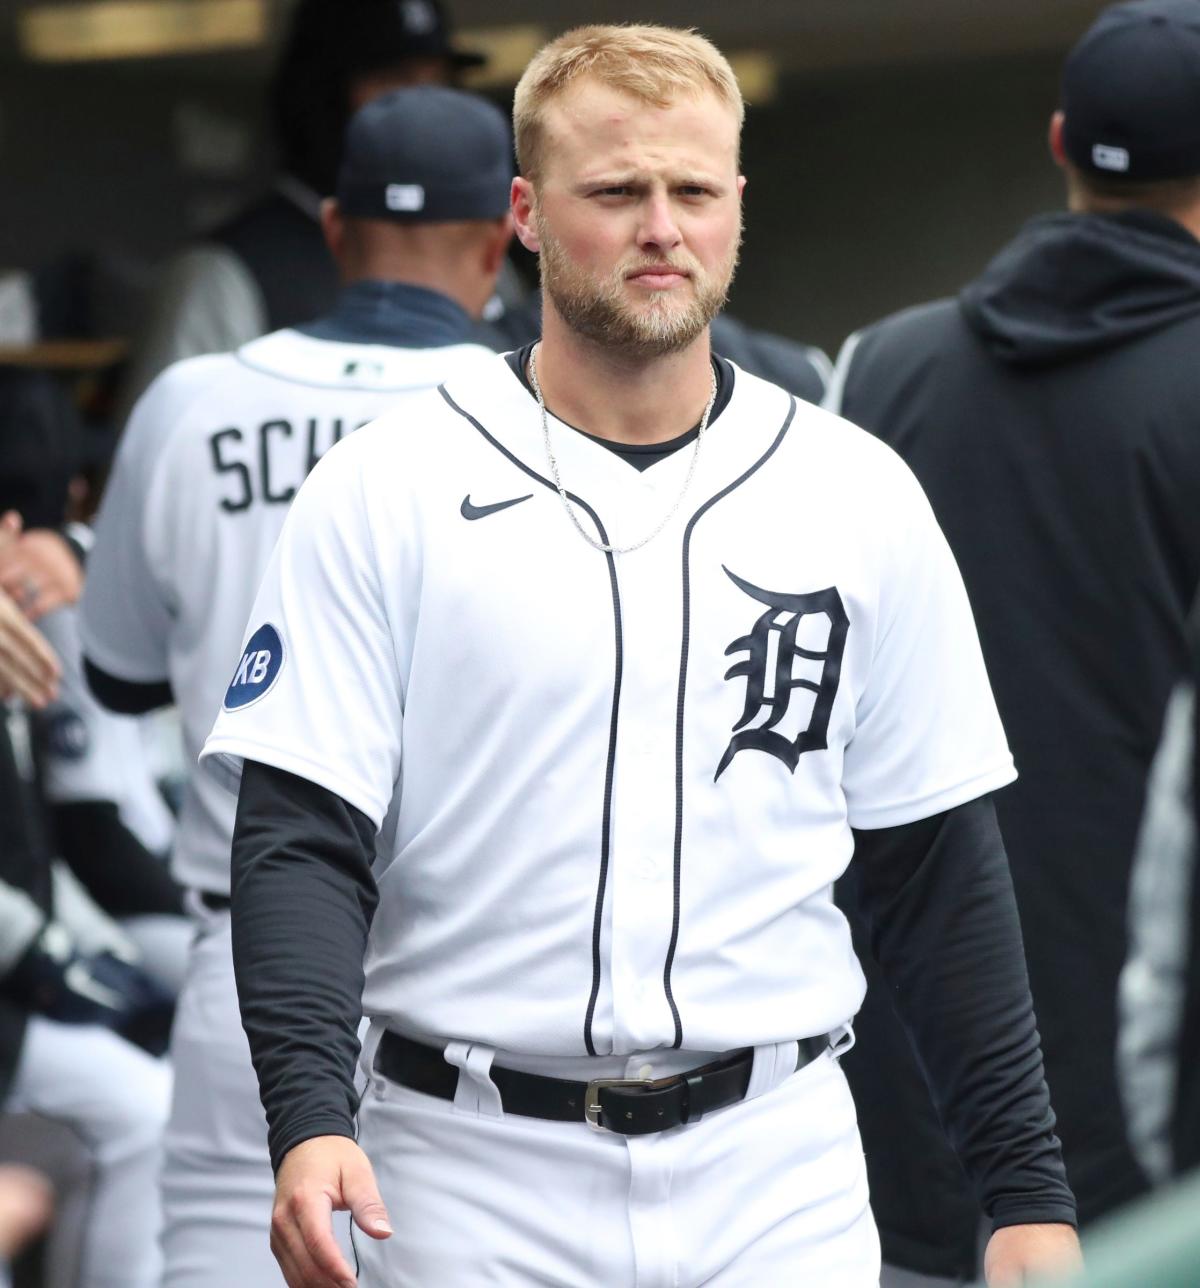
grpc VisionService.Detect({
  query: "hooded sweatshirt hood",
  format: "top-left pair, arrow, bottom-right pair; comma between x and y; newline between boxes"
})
959,208 -> 1200,367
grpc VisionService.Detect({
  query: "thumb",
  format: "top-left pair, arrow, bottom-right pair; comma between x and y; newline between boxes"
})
342,1151 -> 392,1241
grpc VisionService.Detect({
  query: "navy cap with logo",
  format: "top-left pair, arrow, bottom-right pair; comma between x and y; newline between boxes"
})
1062,0 -> 1200,181
288,0 -> 485,76
336,85 -> 513,223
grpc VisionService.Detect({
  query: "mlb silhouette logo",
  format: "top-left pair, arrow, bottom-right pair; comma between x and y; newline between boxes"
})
224,624 -> 286,711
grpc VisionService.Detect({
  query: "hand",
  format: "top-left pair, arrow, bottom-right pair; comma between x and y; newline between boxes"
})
272,1136 -> 392,1288
984,1223 -> 1083,1285
0,514 -> 84,620
0,587 -> 60,707
0,1164 -> 52,1259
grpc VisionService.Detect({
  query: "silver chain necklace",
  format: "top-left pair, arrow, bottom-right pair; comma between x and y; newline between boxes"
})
528,342 -> 717,556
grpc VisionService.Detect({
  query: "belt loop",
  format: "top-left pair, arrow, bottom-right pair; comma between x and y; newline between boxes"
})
745,1040 -> 798,1102
829,1023 -> 856,1059
680,1073 -> 704,1125
443,1040 -> 504,1118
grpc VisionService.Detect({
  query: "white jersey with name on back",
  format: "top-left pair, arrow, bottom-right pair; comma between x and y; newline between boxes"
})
81,327 -> 497,894
201,353 -> 1016,1057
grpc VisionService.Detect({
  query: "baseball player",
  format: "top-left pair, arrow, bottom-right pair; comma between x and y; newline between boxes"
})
79,87 -> 512,1287
204,25 -> 1081,1288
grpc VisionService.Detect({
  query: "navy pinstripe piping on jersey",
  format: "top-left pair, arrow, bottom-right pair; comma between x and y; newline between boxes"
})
664,395 -> 799,1048
437,385 -> 624,1058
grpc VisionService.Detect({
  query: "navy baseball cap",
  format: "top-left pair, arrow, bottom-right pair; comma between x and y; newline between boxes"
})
288,0 -> 486,76
1062,0 -> 1200,181
336,86 -> 513,223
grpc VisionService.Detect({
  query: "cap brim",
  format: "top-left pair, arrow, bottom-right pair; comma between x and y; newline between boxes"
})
450,48 -> 487,69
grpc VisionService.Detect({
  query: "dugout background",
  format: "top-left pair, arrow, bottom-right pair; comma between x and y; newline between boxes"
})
0,0 -> 1112,355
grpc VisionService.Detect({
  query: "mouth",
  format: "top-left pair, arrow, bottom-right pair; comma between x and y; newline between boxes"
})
626,267 -> 690,290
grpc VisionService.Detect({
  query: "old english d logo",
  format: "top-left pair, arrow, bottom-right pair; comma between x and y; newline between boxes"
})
715,567 -> 849,780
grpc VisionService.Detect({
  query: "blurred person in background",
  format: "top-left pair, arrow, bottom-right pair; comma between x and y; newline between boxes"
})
0,372 -> 188,988
1119,596 -> 1200,1184
113,0 -> 833,414
827,1 -> 1200,1283
0,609 -> 171,1288
80,84 -> 513,1287
114,0 -> 485,419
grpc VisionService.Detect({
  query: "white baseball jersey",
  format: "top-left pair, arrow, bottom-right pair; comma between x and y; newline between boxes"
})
202,353 -> 1015,1055
80,327 -> 497,893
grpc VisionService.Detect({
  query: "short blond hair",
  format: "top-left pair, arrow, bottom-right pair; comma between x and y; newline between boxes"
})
514,25 -> 744,180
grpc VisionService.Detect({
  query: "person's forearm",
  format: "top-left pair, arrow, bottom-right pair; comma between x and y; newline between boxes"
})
231,760 -> 379,1171
51,800 -> 183,917
852,797 -> 1077,1227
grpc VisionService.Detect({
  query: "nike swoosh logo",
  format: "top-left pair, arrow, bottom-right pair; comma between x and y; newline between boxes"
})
461,493 -> 533,521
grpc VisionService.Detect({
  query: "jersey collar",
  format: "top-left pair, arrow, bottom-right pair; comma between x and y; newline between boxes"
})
296,280 -> 475,349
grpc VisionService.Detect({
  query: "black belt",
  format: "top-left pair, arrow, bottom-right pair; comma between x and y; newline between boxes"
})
374,1031 -> 830,1135
199,891 -> 231,911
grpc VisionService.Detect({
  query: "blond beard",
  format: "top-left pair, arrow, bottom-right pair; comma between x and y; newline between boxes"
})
535,213 -> 740,359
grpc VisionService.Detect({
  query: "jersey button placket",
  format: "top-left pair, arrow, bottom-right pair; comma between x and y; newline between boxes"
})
604,529 -> 686,1053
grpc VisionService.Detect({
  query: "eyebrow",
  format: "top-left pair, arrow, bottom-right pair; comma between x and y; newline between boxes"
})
574,171 -> 725,192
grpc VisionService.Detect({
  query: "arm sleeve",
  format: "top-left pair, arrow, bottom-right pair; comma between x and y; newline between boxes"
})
200,434 -> 405,829
231,759 -> 378,1172
82,661 -> 173,716
852,795 -> 1077,1229
50,800 -> 183,917
841,451 -> 1015,828
1118,682 -> 1197,1182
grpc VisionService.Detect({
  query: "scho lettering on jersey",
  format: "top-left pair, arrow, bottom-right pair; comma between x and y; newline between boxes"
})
223,624 -> 285,711
208,416 -> 368,513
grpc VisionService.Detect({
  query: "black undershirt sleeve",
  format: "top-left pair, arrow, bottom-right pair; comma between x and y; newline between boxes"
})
51,800 -> 183,917
231,760 -> 378,1172
83,658 -> 173,716
851,795 -> 1077,1230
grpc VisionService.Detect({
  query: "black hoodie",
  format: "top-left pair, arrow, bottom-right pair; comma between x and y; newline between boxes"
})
833,210 -> 1200,1278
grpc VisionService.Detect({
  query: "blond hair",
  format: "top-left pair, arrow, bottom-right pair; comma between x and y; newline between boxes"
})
513,25 -> 744,180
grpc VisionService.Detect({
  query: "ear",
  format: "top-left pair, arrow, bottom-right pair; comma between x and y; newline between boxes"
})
1048,111 -> 1068,170
511,177 -> 541,253
737,175 -> 747,199
320,198 -> 345,261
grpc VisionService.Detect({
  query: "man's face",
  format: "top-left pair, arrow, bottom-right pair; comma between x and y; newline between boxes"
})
525,79 -> 745,359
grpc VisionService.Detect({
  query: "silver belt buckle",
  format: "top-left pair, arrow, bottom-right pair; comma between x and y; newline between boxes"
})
584,1077 -> 654,1132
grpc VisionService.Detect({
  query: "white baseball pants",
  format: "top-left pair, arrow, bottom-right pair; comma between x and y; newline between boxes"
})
161,899 -> 352,1287
3,1016 -> 170,1288
353,1031 -> 880,1286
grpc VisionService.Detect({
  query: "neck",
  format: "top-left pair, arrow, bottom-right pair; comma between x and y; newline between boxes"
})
534,300 -> 714,445
344,265 -> 482,318
1067,182 -> 1200,242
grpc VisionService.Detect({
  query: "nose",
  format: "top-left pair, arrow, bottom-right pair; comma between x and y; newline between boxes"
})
637,192 -> 682,255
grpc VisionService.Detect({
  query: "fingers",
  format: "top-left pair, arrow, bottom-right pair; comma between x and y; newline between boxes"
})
0,531 -> 83,621
271,1186 -> 357,1288
0,512 -> 21,543
341,1151 -> 392,1242
0,592 -> 60,707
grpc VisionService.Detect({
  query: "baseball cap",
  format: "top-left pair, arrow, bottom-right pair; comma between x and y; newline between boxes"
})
1062,0 -> 1200,181
336,86 -> 513,223
287,0 -> 485,77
